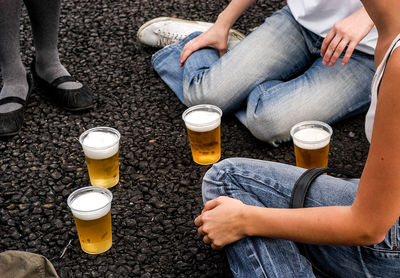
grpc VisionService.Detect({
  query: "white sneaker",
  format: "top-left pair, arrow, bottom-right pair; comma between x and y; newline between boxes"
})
137,17 -> 245,49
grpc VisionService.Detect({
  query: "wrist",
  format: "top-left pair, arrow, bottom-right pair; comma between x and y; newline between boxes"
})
360,7 -> 374,29
241,204 -> 256,237
215,11 -> 235,31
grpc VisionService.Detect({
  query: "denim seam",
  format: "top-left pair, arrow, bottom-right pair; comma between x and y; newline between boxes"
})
362,246 -> 400,254
151,44 -> 180,64
392,220 -> 398,251
246,239 -> 268,278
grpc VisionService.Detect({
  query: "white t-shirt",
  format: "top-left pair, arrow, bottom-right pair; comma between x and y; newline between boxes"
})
287,0 -> 377,55
364,34 -> 400,143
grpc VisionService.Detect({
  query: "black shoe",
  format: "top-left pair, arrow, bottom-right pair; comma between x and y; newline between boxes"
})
31,59 -> 93,111
0,74 -> 33,137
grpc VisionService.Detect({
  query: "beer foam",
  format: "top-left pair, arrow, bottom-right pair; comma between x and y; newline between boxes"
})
184,110 -> 221,132
82,131 -> 119,159
70,191 -> 111,221
293,128 -> 331,150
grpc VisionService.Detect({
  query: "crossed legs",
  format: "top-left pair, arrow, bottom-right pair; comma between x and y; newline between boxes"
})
152,6 -> 375,145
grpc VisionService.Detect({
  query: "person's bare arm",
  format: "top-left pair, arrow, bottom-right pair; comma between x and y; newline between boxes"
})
195,49 -> 400,249
350,48 -> 400,243
180,0 -> 255,66
320,7 -> 374,66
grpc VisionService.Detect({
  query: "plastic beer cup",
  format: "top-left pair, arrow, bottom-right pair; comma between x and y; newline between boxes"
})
182,104 -> 223,165
290,121 -> 333,169
67,186 -> 113,254
79,127 -> 120,188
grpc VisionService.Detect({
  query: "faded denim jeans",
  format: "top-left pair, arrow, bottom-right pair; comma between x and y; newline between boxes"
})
151,6 -> 375,146
202,158 -> 400,278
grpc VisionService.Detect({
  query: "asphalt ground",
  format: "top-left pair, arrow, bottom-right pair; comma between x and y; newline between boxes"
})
0,0 -> 370,277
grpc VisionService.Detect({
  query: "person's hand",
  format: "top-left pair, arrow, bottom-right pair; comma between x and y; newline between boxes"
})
320,8 -> 374,66
194,196 -> 247,249
180,24 -> 230,66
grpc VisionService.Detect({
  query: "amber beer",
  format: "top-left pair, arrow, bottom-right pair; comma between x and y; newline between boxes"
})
182,105 -> 223,165
79,127 -> 120,188
67,186 -> 113,254
290,121 -> 333,169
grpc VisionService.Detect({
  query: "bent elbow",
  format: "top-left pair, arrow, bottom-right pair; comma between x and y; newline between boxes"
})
357,228 -> 387,246
349,206 -> 391,246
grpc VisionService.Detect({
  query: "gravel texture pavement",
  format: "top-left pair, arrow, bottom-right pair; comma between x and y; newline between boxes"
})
0,0 -> 370,277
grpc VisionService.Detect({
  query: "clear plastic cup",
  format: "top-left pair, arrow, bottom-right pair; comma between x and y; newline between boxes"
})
290,121 -> 333,169
67,186 -> 113,254
182,104 -> 223,165
79,127 -> 120,188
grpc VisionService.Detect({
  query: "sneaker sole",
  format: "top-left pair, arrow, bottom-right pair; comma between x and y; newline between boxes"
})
137,16 -> 245,44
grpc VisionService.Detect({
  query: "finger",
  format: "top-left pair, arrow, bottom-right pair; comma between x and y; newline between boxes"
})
341,42 -> 356,66
203,198 -> 222,212
211,242 -> 222,250
197,226 -> 205,236
180,39 -> 205,66
320,29 -> 336,56
203,235 -> 212,245
180,46 -> 194,66
219,48 -> 227,57
328,39 -> 348,66
194,215 -> 202,227
323,36 -> 341,66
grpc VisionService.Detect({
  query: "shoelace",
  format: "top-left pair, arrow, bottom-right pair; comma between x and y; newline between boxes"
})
155,29 -> 186,47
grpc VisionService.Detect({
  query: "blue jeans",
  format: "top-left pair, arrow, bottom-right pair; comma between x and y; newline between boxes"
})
152,6 -> 375,146
202,158 -> 400,278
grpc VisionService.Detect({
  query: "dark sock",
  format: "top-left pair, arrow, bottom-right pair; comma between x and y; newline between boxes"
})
0,0 -> 29,113
25,0 -> 82,90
